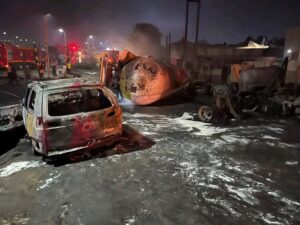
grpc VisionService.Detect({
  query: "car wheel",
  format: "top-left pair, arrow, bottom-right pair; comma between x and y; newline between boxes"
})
260,100 -> 281,116
198,105 -> 214,122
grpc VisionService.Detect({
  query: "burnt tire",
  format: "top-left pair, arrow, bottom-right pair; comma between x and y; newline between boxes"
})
260,100 -> 281,116
198,106 -> 214,122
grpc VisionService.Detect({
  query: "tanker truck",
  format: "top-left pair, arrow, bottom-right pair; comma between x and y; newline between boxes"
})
100,50 -> 192,105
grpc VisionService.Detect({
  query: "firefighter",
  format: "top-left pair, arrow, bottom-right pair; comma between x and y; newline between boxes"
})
51,62 -> 57,77
66,61 -> 72,74
8,63 -> 18,85
38,60 -> 46,79
24,64 -> 31,80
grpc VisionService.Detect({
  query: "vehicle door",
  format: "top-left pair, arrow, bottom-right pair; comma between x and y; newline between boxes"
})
22,86 -> 32,130
25,88 -> 37,138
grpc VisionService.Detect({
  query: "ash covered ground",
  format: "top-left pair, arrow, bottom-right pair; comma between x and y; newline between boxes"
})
0,100 -> 299,225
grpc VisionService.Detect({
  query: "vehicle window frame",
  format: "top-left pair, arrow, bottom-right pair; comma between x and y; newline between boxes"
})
46,88 -> 113,118
23,87 -> 32,109
28,89 -> 36,113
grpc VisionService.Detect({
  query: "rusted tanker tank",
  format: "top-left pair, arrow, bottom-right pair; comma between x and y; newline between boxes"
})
119,57 -> 190,105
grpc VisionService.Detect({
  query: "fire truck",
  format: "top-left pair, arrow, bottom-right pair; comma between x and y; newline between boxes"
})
0,43 -> 44,76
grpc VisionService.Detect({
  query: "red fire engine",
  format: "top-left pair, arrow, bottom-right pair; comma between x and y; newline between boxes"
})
0,43 -> 45,71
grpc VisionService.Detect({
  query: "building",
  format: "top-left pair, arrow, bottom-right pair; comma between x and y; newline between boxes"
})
284,27 -> 300,85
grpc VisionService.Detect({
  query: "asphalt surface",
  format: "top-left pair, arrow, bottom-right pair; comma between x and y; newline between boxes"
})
0,71 -> 299,225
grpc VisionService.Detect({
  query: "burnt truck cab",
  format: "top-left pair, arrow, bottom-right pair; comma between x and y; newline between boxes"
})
22,78 -> 122,156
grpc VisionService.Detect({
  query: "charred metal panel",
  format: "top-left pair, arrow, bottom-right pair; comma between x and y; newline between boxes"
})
42,87 -> 122,154
0,104 -> 23,131
239,67 -> 279,94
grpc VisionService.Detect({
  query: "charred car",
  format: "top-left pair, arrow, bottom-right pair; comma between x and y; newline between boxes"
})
22,78 -> 122,156
0,92 -> 23,132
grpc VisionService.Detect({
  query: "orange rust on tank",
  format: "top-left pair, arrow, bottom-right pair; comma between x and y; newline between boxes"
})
120,55 -> 190,105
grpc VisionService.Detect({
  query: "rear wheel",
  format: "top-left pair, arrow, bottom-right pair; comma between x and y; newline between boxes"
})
260,100 -> 281,116
198,106 -> 214,122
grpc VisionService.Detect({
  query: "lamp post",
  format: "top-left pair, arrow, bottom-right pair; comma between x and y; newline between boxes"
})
87,35 -> 94,57
44,13 -> 51,79
59,28 -> 67,62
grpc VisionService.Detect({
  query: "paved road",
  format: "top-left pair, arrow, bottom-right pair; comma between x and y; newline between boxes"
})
0,101 -> 299,225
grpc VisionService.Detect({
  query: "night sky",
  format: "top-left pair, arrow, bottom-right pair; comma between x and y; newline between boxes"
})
0,0 -> 299,46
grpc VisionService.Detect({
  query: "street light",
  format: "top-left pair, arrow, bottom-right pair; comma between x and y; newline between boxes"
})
3,32 -> 7,35
287,49 -> 292,54
59,28 -> 67,61
87,35 -> 94,56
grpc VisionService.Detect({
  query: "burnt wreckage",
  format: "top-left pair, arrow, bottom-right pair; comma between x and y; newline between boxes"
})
198,57 -> 300,122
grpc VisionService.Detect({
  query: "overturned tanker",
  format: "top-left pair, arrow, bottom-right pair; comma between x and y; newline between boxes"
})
119,53 -> 191,105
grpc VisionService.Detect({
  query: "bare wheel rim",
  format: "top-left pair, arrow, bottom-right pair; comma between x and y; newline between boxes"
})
198,106 -> 213,122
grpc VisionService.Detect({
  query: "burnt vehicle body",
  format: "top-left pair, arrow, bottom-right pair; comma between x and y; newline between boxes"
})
22,78 -> 122,156
198,58 -> 300,122
0,91 -> 23,132
0,104 -> 23,131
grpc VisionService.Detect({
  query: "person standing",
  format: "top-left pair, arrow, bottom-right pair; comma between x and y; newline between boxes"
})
24,64 -> 31,81
38,60 -> 45,79
66,61 -> 72,74
8,63 -> 18,85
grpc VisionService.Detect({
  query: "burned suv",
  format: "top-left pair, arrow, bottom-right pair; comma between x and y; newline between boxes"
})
22,78 -> 122,156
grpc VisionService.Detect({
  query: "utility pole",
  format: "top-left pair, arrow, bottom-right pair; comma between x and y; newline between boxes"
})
182,0 -> 201,66
183,0 -> 189,63
59,28 -> 67,62
195,0 -> 201,43
44,14 -> 51,79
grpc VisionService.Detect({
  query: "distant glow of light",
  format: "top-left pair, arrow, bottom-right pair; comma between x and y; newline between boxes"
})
3,32 -> 7,35
25,39 -> 28,42
100,42 -> 103,45
58,28 -> 64,33
287,49 -> 292,54
85,42 -> 88,45
89,35 -> 94,39
16,36 -> 19,39
106,47 -> 111,51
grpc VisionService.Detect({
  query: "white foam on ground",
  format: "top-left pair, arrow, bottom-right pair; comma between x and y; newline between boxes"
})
260,213 -> 282,225
0,161 -> 43,177
141,131 -> 157,135
226,185 -> 259,206
279,142 -> 299,148
177,112 -> 194,120
173,117 -> 229,136
264,126 -> 284,134
37,173 -> 61,190
221,134 -> 251,145
125,216 -> 136,225
262,135 -> 279,140
285,161 -> 298,166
